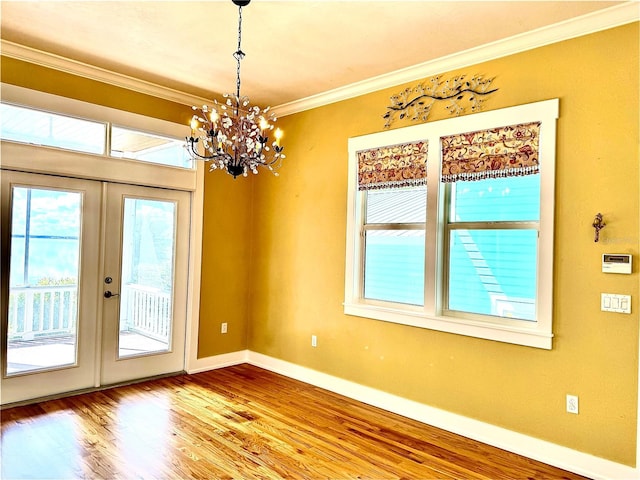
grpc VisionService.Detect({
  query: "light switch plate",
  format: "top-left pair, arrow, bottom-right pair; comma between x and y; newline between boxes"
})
601,293 -> 631,314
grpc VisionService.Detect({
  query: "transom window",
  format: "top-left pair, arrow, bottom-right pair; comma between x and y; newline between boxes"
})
0,103 -> 106,155
111,126 -> 191,168
1,103 -> 192,170
345,100 -> 559,349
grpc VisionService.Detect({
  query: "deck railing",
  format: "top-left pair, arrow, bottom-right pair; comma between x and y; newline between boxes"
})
121,284 -> 171,342
8,285 -> 78,340
8,283 -> 171,343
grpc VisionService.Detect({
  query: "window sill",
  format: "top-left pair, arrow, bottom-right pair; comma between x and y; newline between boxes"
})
343,302 -> 553,349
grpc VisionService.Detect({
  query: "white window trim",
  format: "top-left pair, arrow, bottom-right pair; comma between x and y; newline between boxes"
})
345,99 -> 559,349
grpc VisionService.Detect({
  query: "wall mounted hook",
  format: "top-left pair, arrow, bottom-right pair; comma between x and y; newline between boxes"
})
592,213 -> 605,242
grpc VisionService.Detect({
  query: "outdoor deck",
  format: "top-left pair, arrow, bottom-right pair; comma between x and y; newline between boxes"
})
7,332 -> 169,375
7,283 -> 171,376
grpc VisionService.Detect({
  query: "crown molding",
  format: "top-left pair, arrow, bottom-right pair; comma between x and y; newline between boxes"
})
273,2 -> 639,117
1,40 -> 211,107
1,2 -> 637,116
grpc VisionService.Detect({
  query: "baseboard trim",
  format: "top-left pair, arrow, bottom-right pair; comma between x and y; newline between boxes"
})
186,350 -> 249,374
189,350 -> 637,479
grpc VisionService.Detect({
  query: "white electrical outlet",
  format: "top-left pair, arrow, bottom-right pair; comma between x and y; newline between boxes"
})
311,335 -> 317,347
566,394 -> 579,414
221,322 -> 228,334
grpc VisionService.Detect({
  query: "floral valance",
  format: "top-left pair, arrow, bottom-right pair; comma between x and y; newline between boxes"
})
357,141 -> 428,191
441,121 -> 540,183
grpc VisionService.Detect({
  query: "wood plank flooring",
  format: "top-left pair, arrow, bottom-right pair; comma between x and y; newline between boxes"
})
1,364 -> 589,479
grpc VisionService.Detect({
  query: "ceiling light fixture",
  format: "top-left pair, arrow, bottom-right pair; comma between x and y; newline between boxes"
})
186,0 -> 285,179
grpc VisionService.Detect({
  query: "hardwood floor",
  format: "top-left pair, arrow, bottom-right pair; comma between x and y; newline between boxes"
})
1,364 -> 588,479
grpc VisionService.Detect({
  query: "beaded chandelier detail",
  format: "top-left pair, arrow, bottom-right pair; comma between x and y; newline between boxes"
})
186,0 -> 285,179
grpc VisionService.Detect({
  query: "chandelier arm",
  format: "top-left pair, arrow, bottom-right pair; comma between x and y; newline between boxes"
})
263,156 -> 283,167
186,138 -> 220,161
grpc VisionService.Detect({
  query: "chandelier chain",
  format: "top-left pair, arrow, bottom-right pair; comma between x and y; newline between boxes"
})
235,5 -> 244,99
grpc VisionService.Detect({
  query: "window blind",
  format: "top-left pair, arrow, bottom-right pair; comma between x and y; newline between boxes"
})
357,141 -> 427,190
441,122 -> 540,183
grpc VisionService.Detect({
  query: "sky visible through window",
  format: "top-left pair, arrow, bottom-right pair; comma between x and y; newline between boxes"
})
9,187 -> 81,287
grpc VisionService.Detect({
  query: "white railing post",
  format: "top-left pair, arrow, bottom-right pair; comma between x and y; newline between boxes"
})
23,288 -> 35,340
8,291 -> 20,336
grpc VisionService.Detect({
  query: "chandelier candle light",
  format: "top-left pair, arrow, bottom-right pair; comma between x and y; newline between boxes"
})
186,0 -> 285,178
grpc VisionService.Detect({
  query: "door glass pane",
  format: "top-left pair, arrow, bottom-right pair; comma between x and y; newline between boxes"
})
7,187 -> 81,376
364,229 -> 425,305
119,198 -> 176,358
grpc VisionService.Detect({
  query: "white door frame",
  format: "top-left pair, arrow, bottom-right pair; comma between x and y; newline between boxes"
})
1,84 -> 205,400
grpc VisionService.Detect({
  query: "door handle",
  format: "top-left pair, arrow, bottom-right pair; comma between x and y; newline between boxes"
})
104,290 -> 120,299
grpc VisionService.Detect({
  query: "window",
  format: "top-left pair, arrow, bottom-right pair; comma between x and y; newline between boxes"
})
111,126 -> 192,169
445,175 -> 540,321
0,103 -> 106,154
364,186 -> 427,305
1,101 -> 192,170
1,85 -> 197,192
345,100 -> 559,349
357,141 -> 427,306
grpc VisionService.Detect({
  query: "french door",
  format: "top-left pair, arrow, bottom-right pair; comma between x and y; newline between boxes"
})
1,172 -> 101,403
1,171 -> 189,404
100,182 -> 188,385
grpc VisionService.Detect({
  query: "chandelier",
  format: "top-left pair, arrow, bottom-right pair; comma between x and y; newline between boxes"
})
186,0 -> 285,178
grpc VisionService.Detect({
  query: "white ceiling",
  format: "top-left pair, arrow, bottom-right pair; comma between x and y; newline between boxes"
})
0,1 -> 632,109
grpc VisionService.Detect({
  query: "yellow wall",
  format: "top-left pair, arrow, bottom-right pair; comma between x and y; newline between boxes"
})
2,21 -> 639,467
197,173 -> 253,357
248,23 -> 639,465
